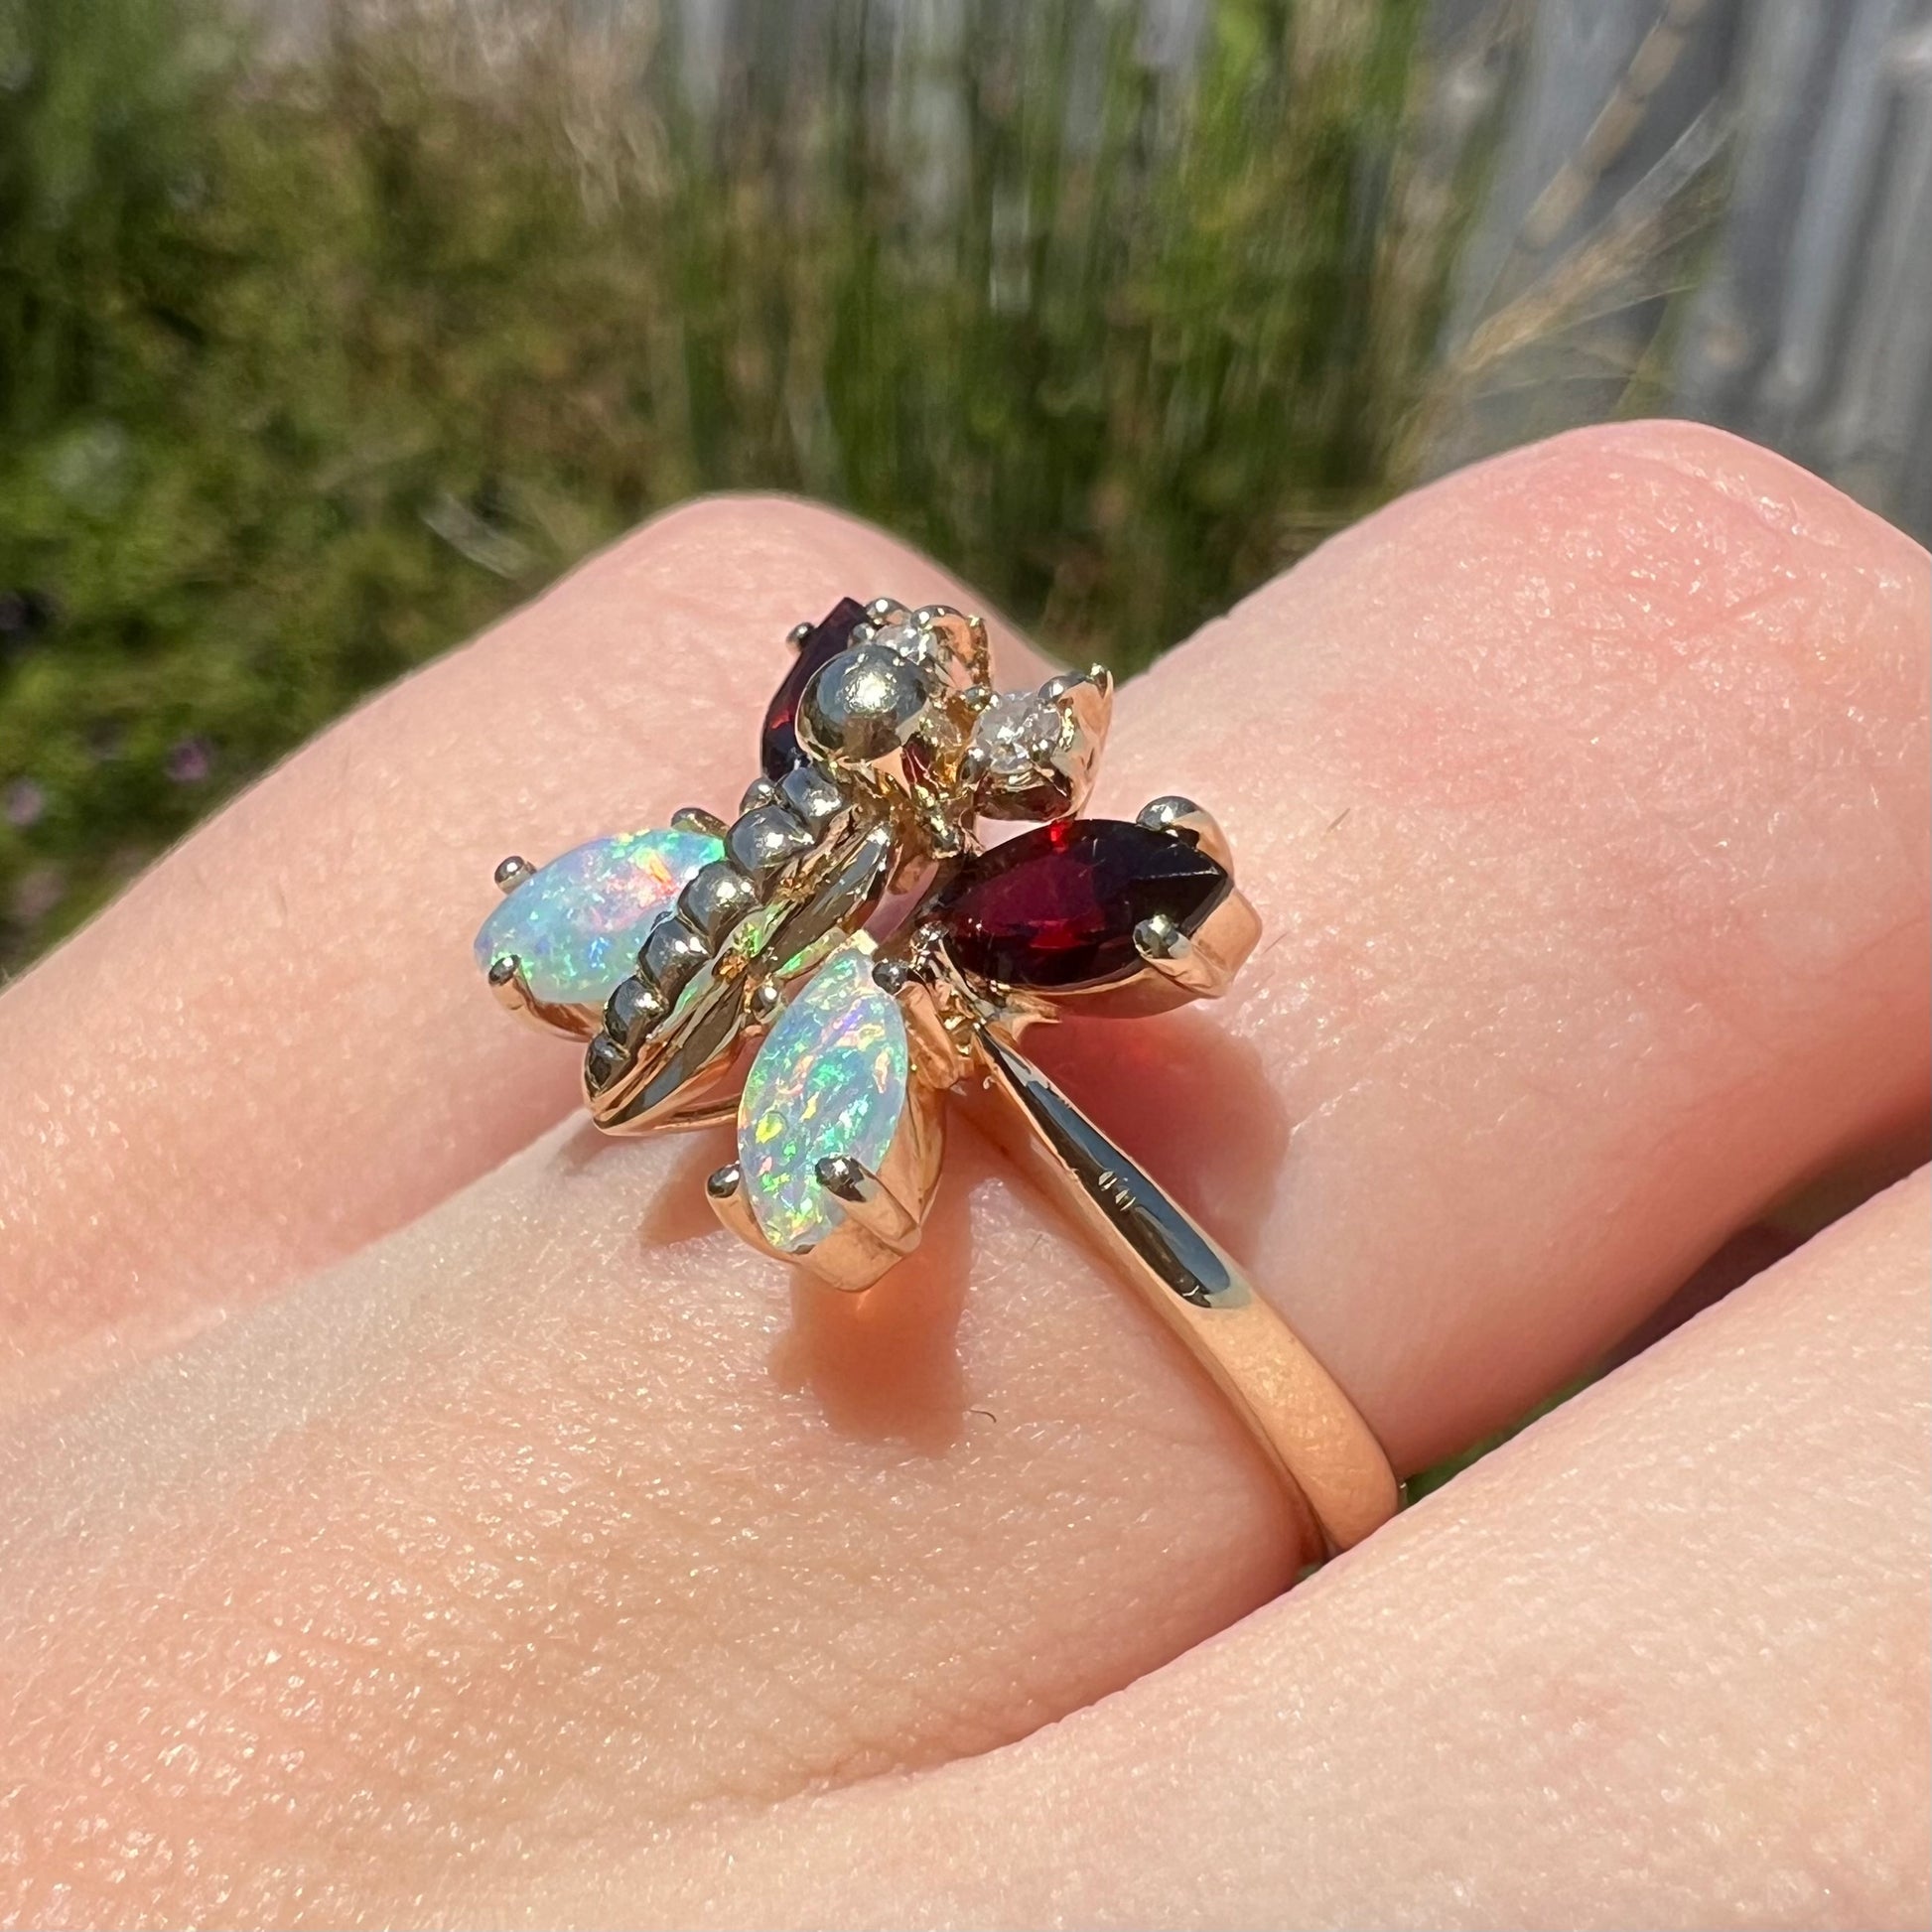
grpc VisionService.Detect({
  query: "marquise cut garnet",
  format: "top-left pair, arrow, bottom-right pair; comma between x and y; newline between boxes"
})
927,817 -> 1230,990
760,597 -> 868,779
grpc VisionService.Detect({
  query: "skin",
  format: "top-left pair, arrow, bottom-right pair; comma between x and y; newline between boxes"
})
0,421 -> 1924,1929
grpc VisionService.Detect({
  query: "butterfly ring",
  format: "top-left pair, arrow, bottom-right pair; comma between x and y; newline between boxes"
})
475,598 -> 1399,1558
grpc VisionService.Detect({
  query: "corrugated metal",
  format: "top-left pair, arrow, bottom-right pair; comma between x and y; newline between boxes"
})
1432,0 -> 1932,537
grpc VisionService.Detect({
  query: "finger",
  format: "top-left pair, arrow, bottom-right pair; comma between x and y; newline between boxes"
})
0,502 -> 1044,1399
0,425 -> 1924,1927
628,1170 -> 1929,1932
1049,415 -> 1929,1465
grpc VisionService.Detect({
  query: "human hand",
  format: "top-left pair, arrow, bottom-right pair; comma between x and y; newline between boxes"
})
0,422 -> 1925,1929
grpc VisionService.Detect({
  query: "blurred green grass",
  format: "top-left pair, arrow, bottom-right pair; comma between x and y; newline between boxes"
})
0,0 -> 1507,964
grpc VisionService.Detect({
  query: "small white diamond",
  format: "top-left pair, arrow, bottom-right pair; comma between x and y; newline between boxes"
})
874,620 -> 968,689
973,689 -> 1065,779
869,621 -> 923,658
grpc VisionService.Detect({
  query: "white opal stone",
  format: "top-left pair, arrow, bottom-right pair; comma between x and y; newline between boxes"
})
737,943 -> 908,1253
474,827 -> 722,1005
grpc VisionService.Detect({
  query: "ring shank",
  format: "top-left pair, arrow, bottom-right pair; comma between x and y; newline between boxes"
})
964,1021 -> 1399,1554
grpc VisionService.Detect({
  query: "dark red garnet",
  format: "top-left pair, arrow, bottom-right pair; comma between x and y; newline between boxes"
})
927,818 -> 1231,990
760,597 -> 867,779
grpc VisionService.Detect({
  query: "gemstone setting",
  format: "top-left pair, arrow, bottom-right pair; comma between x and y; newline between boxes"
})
927,817 -> 1231,990
869,616 -> 977,693
971,688 -> 1068,778
737,943 -> 908,1253
474,826 -> 724,1005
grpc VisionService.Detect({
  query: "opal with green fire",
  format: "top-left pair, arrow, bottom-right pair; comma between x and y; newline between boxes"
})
474,827 -> 722,1005
737,943 -> 908,1253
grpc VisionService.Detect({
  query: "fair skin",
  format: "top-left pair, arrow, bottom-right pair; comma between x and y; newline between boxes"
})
0,420 -> 1924,1930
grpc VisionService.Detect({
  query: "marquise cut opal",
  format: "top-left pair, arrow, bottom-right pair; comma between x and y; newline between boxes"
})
474,827 -> 723,1005
737,943 -> 908,1253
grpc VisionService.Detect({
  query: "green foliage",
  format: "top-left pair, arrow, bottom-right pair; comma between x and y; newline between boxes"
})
0,0 -> 1488,964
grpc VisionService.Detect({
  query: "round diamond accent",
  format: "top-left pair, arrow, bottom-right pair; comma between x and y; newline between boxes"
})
972,689 -> 1066,778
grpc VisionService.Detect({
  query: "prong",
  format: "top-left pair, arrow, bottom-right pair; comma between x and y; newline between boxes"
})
1132,914 -> 1226,1000
959,682 -> 995,715
911,604 -> 958,628
875,958 -> 966,1089
487,952 -> 598,1038
670,805 -> 730,840
814,1155 -> 920,1255
907,919 -> 947,969
487,952 -> 527,1003
965,614 -> 991,681
1136,795 -> 1233,873
493,855 -> 536,895
739,776 -> 780,815
1048,666 -> 1113,742
706,1162 -> 781,1255
1039,663 -> 1111,705
747,981 -> 781,1025
867,595 -> 901,621
787,620 -> 815,648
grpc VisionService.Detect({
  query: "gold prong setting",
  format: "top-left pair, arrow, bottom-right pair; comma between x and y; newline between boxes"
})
965,663 -> 1112,822
488,952 -> 600,1039
717,938 -> 944,1293
1135,793 -> 1234,872
872,953 -> 975,1091
1132,913 -> 1223,1000
483,598 -> 1246,1284
476,595 -> 1401,1559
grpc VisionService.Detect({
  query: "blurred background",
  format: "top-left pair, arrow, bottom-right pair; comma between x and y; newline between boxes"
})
3,0 -> 1929,972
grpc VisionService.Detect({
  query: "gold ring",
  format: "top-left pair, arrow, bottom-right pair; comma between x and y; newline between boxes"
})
474,597 -> 1397,1557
